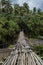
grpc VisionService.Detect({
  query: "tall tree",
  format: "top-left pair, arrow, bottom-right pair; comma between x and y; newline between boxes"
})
0,0 -> 2,14
23,3 -> 29,13
14,4 -> 20,15
37,8 -> 41,14
2,0 -> 13,20
33,7 -> 36,14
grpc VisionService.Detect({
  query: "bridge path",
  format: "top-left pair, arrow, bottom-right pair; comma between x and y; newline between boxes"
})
2,31 -> 43,65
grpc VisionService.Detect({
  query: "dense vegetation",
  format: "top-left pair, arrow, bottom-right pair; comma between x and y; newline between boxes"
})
31,45 -> 43,59
0,0 -> 43,48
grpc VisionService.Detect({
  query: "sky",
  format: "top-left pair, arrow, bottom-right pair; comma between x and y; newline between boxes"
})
12,0 -> 43,10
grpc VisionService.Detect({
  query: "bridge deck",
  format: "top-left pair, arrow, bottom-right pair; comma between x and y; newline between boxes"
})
2,31 -> 43,65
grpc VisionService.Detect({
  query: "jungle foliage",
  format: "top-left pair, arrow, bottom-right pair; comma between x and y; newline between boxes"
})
0,0 -> 43,48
